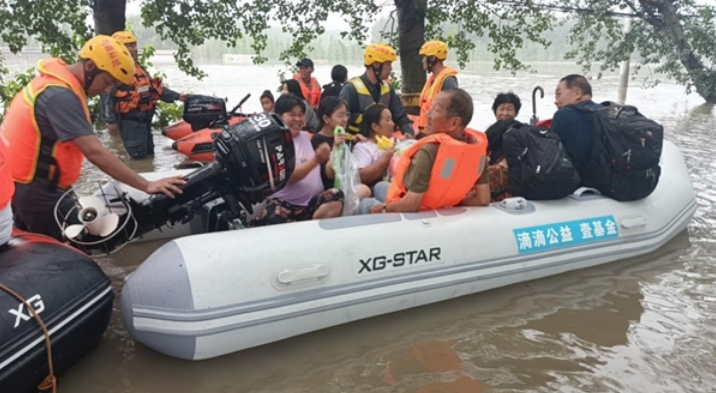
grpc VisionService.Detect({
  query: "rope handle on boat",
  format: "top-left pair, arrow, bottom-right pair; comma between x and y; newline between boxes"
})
0,283 -> 57,393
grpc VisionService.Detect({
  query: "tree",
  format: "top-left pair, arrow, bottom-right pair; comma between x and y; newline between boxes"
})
559,0 -> 716,103
2,0 -> 715,112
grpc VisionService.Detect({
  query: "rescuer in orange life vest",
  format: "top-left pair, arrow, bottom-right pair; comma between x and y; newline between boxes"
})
293,58 -> 322,110
100,31 -> 187,159
417,40 -> 458,136
0,35 -> 186,243
357,89 -> 491,214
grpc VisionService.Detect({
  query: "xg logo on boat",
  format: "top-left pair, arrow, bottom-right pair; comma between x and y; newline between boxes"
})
8,294 -> 45,328
356,247 -> 443,276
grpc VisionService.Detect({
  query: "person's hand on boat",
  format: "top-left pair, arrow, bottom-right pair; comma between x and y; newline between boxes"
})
145,176 -> 187,198
314,143 -> 331,164
333,133 -> 347,148
107,122 -> 120,136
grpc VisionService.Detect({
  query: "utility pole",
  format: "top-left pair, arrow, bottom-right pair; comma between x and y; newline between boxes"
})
617,15 -> 633,104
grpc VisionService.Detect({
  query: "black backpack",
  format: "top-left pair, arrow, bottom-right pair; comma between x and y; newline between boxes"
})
503,123 -> 581,200
575,102 -> 663,201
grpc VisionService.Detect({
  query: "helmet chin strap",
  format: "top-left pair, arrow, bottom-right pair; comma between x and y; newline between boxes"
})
370,63 -> 384,83
82,60 -> 100,93
426,56 -> 438,73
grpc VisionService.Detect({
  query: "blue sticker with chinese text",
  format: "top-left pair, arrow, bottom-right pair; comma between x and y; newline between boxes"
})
513,215 -> 619,254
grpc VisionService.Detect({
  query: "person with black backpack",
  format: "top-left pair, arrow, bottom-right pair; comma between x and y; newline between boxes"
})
551,75 -> 664,201
550,74 -> 604,174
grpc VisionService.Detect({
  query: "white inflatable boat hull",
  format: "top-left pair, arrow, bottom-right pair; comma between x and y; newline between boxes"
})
120,140 -> 697,360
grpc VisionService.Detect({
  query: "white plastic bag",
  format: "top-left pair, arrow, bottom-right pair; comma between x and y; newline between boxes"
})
330,131 -> 362,216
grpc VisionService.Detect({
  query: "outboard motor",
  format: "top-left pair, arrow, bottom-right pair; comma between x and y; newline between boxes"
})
182,95 -> 229,131
56,113 -> 296,255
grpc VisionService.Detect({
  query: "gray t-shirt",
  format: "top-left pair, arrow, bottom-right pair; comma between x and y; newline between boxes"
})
441,76 -> 459,91
13,86 -> 95,211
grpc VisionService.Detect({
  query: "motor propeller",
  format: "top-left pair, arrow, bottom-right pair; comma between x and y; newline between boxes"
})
63,196 -> 120,240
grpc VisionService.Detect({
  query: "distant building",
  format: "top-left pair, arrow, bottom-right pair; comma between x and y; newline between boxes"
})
222,54 -> 257,65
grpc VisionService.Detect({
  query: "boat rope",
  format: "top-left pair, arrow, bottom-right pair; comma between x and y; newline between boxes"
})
0,283 -> 57,393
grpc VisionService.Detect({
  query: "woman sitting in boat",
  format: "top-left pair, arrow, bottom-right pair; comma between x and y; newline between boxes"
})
351,104 -> 397,188
486,92 -> 522,202
252,94 -> 344,226
358,89 -> 491,214
280,79 -> 320,133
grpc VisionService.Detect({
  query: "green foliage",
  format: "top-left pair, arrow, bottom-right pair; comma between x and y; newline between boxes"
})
3,0 -> 716,105
561,0 -> 716,102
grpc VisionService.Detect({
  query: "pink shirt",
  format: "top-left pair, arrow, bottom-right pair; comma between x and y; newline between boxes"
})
270,131 -> 324,206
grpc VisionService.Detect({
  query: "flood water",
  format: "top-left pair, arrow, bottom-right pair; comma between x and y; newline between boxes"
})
48,62 -> 716,392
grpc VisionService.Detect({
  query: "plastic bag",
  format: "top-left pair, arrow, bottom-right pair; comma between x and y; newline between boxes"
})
330,127 -> 362,216
387,139 -> 418,179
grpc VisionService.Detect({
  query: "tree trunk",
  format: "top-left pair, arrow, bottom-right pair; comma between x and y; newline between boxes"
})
395,0 -> 427,115
643,0 -> 716,103
93,0 -> 127,36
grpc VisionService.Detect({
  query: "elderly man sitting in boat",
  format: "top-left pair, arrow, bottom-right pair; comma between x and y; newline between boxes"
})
358,89 -> 491,214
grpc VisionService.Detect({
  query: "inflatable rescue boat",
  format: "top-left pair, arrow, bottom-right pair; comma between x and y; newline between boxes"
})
111,139 -> 695,361
0,231 -> 113,392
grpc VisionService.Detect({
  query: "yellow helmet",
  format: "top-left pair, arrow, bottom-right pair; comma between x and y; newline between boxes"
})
364,43 -> 397,66
79,35 -> 135,85
111,31 -> 137,45
419,40 -> 448,60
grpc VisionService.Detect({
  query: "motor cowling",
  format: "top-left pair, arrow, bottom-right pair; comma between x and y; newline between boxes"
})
214,112 -> 296,205
182,95 -> 228,131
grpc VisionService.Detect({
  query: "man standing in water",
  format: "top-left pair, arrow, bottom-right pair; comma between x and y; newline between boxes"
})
416,40 -> 458,136
0,35 -> 185,243
293,58 -> 322,110
100,31 -> 187,159
340,43 -> 414,141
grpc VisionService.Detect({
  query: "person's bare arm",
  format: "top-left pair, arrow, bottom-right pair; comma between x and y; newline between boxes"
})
72,135 -> 185,197
459,183 -> 491,206
358,149 -> 393,185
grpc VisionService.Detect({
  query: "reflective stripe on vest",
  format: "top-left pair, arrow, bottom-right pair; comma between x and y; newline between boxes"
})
293,74 -> 321,109
347,77 -> 391,138
0,58 -> 90,189
115,63 -> 164,114
387,129 -> 487,211
0,141 -> 14,210
418,67 -> 458,130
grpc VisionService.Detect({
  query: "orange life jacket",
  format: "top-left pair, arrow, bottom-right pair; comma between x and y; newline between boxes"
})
0,58 -> 90,189
417,67 -> 458,131
386,129 -> 487,211
114,63 -> 164,114
0,141 -> 14,210
293,73 -> 321,109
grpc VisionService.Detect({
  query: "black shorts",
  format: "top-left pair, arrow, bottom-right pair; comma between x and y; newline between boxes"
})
252,189 -> 344,227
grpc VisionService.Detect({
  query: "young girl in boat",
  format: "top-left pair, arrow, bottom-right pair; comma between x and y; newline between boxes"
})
313,96 -> 368,190
351,104 -> 397,188
252,94 -> 344,226
314,97 -> 372,203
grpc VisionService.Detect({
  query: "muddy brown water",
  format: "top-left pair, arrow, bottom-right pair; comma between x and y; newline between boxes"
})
47,63 -> 716,392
